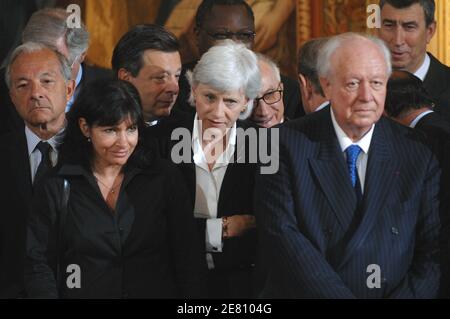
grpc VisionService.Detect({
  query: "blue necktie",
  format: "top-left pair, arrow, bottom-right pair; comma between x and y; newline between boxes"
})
345,144 -> 362,188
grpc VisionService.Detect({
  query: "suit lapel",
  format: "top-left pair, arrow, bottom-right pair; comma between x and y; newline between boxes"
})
423,53 -> 447,97
309,112 -> 358,231
337,118 -> 398,269
11,130 -> 33,203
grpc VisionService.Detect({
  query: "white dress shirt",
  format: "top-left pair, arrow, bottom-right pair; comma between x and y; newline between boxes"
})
410,110 -> 434,128
315,101 -> 330,112
414,53 -> 431,81
192,115 -> 237,269
25,126 -> 63,184
330,108 -> 374,193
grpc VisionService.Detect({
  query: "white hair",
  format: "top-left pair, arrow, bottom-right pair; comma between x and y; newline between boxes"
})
22,8 -> 90,65
186,40 -> 261,120
256,53 -> 281,82
317,32 -> 392,78
5,42 -> 72,89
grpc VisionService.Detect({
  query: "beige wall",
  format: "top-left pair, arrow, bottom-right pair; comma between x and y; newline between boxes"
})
428,0 -> 450,66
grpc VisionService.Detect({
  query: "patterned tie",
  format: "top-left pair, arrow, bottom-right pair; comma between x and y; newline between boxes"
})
34,141 -> 52,185
345,144 -> 362,188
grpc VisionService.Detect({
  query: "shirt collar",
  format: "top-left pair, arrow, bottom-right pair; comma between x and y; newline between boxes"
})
145,119 -> 159,127
25,125 -> 65,157
75,63 -> 83,88
192,113 -> 237,169
414,53 -> 431,81
330,107 -> 374,154
315,101 -> 330,112
410,110 -> 434,128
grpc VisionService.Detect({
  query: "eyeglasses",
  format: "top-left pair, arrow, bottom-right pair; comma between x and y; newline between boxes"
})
200,28 -> 256,42
254,85 -> 283,106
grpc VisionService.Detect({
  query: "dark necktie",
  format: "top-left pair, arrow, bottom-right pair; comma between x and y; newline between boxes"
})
34,141 -> 52,185
345,144 -> 363,203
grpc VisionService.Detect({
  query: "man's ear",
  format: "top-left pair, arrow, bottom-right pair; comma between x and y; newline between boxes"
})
298,74 -> 307,88
118,68 -> 131,81
426,21 -> 437,44
66,79 -> 76,102
78,117 -> 90,138
319,77 -> 331,100
78,51 -> 87,64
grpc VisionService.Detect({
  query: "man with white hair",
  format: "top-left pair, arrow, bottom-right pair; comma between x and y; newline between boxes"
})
250,54 -> 285,128
256,32 -> 440,298
0,42 -> 74,298
0,8 -> 110,134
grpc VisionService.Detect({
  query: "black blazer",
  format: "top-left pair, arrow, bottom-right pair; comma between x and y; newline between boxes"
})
415,111 -> 450,297
141,109 -> 194,159
0,128 -> 33,297
169,117 -> 258,271
175,60 -> 304,120
25,159 -> 206,299
256,106 -> 441,298
423,53 -> 450,123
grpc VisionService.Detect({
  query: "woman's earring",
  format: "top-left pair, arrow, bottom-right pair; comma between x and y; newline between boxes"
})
87,137 -> 91,143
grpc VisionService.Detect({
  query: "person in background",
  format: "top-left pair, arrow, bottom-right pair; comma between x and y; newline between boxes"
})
249,54 -> 285,128
384,70 -> 450,297
175,0 -> 303,121
379,0 -> 450,122
112,24 -> 192,158
297,38 -> 330,114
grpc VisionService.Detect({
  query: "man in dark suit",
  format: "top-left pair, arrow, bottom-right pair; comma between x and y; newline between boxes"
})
112,24 -> 191,158
0,7 -> 111,135
0,42 -> 74,298
175,0 -> 303,120
256,33 -> 440,298
297,37 -> 330,114
384,70 -> 450,297
379,0 -> 450,122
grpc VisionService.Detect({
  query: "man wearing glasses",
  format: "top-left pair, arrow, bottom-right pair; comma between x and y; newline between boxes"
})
175,0 -> 303,121
250,54 -> 285,128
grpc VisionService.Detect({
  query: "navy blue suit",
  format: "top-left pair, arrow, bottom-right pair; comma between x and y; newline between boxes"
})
256,106 -> 441,298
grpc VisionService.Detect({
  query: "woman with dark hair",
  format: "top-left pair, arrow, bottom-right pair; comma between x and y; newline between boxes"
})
25,79 -> 205,298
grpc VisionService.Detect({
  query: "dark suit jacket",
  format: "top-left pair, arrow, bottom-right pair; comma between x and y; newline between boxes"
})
25,159 -> 205,298
141,109 -> 194,159
0,64 -> 111,135
175,60 -> 304,120
167,117 -> 258,297
423,53 -> 450,123
256,106 -> 441,298
415,111 -> 450,297
0,128 -> 33,297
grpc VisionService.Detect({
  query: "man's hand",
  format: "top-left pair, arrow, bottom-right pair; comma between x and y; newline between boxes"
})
223,214 -> 256,238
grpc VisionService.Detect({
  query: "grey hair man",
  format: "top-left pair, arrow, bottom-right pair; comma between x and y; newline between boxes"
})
249,54 -> 285,128
256,32 -> 440,298
0,42 -> 74,298
297,38 -> 330,114
22,8 -> 111,110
